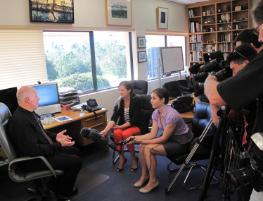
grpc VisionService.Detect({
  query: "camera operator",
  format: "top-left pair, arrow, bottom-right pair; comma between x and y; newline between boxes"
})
209,44 -> 257,127
235,28 -> 263,53
204,1 -> 263,200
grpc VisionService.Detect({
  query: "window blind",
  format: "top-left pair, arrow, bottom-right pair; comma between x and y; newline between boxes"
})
0,30 -> 47,89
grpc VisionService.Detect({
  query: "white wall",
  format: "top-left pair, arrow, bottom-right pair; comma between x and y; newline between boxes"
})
0,0 -> 188,119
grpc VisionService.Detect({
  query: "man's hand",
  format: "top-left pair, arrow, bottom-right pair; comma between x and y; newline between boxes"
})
204,75 -> 218,100
56,130 -> 75,147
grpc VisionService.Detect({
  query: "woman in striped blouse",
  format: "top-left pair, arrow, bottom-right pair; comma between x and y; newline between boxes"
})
100,81 -> 145,172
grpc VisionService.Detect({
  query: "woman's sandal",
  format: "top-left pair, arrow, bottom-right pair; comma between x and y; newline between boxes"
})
116,158 -> 127,172
130,157 -> 138,172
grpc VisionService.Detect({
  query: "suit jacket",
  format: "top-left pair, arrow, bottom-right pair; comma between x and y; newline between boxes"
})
111,95 -> 147,133
8,106 -> 61,157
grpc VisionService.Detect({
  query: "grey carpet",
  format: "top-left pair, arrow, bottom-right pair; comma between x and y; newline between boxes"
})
72,166 -> 109,200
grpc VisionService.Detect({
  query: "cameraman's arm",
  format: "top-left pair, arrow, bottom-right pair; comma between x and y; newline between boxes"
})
204,75 -> 226,127
204,75 -> 226,106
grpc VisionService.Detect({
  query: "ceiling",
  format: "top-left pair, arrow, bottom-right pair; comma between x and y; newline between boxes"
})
167,0 -> 209,5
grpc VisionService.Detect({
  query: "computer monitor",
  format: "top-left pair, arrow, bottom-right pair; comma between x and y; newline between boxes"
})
33,83 -> 61,115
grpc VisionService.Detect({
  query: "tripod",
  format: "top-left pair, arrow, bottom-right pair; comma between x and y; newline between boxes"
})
198,108 -> 233,201
165,119 -> 214,193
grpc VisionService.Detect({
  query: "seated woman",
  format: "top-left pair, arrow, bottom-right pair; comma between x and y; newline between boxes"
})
128,88 -> 193,193
100,81 -> 144,172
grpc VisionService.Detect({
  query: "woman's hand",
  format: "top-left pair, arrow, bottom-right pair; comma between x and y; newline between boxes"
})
113,125 -> 121,129
126,136 -> 136,144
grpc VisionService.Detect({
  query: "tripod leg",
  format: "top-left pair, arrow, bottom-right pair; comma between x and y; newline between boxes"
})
198,116 -> 227,201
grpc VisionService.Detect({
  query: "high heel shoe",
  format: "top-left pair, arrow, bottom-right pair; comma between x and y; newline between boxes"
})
130,157 -> 138,172
116,158 -> 127,172
139,181 -> 159,193
133,177 -> 149,188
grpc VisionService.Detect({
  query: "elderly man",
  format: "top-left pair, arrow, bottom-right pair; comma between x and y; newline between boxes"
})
8,86 -> 81,201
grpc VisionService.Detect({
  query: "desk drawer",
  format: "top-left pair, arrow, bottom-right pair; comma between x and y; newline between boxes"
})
81,114 -> 106,130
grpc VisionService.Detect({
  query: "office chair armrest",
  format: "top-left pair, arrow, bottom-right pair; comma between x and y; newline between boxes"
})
9,156 -> 58,178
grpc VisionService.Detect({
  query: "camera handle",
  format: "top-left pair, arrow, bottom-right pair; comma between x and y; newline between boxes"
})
198,107 -> 229,201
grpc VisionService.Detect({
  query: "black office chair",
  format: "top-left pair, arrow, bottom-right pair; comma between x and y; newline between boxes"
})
166,102 -> 217,193
130,80 -> 148,95
111,95 -> 153,165
163,79 -> 192,99
0,102 -> 63,201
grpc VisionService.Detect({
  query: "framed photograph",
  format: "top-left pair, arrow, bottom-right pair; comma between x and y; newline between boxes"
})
138,51 -> 147,63
105,0 -> 132,26
137,36 -> 146,49
29,0 -> 74,23
157,7 -> 168,29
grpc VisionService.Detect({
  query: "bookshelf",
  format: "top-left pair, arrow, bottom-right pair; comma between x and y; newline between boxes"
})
188,0 -> 251,65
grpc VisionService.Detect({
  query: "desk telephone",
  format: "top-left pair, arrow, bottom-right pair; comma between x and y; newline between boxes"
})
81,99 -> 102,112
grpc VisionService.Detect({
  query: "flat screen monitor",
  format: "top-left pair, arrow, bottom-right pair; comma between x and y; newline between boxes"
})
33,83 -> 61,115
160,47 -> 184,75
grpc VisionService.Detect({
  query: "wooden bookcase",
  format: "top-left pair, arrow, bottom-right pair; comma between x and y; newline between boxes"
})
188,0 -> 251,65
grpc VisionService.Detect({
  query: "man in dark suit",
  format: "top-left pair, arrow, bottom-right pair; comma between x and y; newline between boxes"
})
8,86 -> 82,201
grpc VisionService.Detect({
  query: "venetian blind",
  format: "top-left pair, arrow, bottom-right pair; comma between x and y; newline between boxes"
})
0,30 -> 47,89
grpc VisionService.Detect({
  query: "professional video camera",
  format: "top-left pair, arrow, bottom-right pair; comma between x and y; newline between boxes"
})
189,51 -> 232,96
228,132 -> 263,191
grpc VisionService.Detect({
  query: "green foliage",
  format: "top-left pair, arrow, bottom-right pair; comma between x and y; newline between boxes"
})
95,41 -> 127,78
46,58 -> 58,80
45,36 -> 128,90
57,73 -> 110,91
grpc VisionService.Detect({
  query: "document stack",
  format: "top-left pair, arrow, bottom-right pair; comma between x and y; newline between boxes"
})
59,89 -> 80,106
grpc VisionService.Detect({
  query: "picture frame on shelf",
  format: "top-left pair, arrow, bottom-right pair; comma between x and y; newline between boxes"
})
157,7 -> 168,29
105,0 -> 132,26
137,36 -> 146,49
138,51 -> 147,63
29,0 -> 74,24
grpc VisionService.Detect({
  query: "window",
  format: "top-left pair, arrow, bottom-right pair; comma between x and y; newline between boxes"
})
44,31 -> 132,92
167,35 -> 186,67
145,35 -> 165,79
146,34 -> 187,80
44,32 -> 93,92
94,31 -> 131,89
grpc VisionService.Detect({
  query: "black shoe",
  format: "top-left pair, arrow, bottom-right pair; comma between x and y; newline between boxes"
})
67,187 -> 78,197
57,187 -> 78,200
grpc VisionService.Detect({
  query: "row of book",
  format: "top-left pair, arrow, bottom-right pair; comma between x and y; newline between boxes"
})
190,51 -> 202,62
189,34 -> 202,43
189,22 -> 201,33
191,43 -> 203,52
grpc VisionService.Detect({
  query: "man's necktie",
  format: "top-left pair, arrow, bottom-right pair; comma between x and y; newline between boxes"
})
33,113 -> 53,144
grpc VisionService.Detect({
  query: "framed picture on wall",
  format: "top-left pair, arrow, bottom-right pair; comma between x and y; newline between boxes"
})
157,7 -> 168,29
105,0 -> 132,26
138,51 -> 147,63
137,36 -> 146,49
29,0 -> 74,23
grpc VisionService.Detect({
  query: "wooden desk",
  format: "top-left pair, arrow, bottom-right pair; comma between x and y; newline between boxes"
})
180,111 -> 194,120
44,108 -> 107,145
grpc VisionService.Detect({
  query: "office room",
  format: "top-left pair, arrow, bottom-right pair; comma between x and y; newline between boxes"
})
1,0 -> 263,201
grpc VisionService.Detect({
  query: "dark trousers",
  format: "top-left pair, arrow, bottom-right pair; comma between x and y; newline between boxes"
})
46,147 -> 82,196
23,147 -> 82,196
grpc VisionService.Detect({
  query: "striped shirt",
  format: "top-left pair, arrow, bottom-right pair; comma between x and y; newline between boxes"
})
124,107 -> 130,123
